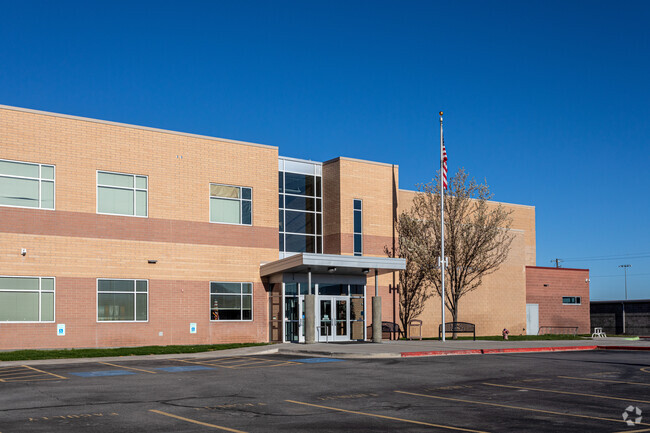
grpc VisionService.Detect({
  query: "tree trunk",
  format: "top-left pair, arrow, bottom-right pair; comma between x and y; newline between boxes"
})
452,308 -> 458,340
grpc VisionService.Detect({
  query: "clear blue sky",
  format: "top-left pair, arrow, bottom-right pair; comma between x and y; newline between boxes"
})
1,1 -> 648,301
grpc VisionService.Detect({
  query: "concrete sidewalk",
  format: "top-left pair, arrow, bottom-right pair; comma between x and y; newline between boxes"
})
2,338 -> 648,367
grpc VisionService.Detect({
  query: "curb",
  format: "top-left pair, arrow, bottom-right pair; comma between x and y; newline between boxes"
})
401,345 -> 650,358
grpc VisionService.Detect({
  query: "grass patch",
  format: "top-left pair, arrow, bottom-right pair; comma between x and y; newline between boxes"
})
417,334 -> 588,341
0,343 -> 270,362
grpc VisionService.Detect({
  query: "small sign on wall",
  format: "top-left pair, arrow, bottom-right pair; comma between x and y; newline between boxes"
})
190,323 -> 197,334
57,324 -> 65,336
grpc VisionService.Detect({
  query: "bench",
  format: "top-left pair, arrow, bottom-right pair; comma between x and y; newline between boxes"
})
367,322 -> 404,340
439,322 -> 475,340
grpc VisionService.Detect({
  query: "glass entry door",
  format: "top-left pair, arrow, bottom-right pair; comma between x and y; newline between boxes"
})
318,296 -> 349,341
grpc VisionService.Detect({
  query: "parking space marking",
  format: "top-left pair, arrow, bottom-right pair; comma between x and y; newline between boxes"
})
149,409 -> 247,432
558,375 -> 650,386
70,370 -> 136,378
0,365 -> 67,382
614,429 -> 650,433
98,362 -> 157,374
177,357 -> 300,369
395,391 -> 648,427
641,367 -> 650,374
286,399 -> 489,432
482,382 -> 650,404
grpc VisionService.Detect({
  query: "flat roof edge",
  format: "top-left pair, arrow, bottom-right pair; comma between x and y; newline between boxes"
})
0,104 -> 278,150
323,156 -> 397,168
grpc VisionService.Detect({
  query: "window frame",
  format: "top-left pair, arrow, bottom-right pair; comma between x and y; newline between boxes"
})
0,158 -> 55,210
209,183 -> 253,226
96,278 -> 149,323
562,296 -> 582,305
96,170 -> 148,218
0,276 -> 55,323
353,199 -> 363,256
209,282 -> 253,322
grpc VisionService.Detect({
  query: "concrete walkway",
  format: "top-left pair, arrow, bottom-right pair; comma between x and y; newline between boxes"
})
2,337 -> 648,367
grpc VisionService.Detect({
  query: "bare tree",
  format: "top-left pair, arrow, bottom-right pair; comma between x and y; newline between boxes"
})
385,213 -> 433,337
413,168 -> 515,337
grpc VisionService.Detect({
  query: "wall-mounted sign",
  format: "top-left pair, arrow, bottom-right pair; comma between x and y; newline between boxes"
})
190,323 -> 197,334
57,324 -> 65,336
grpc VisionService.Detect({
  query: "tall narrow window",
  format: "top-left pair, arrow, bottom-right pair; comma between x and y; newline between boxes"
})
97,171 -> 148,217
0,159 -> 55,209
210,184 -> 252,225
353,199 -> 362,256
0,276 -> 55,322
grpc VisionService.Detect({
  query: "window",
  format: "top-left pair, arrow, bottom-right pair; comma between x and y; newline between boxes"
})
97,171 -> 148,217
210,184 -> 252,225
0,276 -> 55,322
0,159 -> 55,209
353,199 -> 362,256
210,282 -> 252,321
562,296 -> 581,305
278,159 -> 323,256
97,279 -> 148,321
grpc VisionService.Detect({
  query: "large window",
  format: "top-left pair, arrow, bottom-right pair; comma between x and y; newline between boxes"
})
97,279 -> 148,321
353,199 -> 362,256
279,158 -> 323,256
0,276 -> 55,322
210,184 -> 252,225
97,171 -> 148,217
210,282 -> 252,321
0,159 -> 54,209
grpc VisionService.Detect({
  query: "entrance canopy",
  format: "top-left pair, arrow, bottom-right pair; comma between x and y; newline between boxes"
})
260,253 -> 406,278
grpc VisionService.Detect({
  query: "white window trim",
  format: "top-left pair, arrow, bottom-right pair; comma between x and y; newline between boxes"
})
209,282 -> 254,322
0,158 -> 56,211
0,275 -> 55,323
96,170 -> 148,218
209,183 -> 253,226
96,278 -> 149,323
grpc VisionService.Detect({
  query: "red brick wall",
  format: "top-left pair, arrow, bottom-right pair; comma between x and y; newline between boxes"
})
526,266 -> 590,334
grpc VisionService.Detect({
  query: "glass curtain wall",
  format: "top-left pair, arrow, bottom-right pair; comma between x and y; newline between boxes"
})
279,158 -> 323,258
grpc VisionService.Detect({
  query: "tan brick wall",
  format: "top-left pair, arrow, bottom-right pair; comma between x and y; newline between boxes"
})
0,106 -> 278,349
526,266 -> 591,334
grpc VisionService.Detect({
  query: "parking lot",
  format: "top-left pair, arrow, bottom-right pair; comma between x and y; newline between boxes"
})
0,350 -> 648,432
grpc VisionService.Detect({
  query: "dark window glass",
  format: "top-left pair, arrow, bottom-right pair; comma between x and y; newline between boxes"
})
98,280 -> 134,292
354,211 -> 362,233
285,283 -> 298,296
284,173 -> 314,196
278,172 -> 283,193
315,176 -> 322,198
316,198 -> 322,212
285,234 -> 315,253
242,187 -> 251,200
317,236 -> 323,253
353,199 -> 362,211
279,233 -> 284,251
354,234 -> 362,256
285,211 -> 316,234
316,214 -> 322,235
279,210 -> 284,231
319,284 -> 348,296
279,194 -> 284,208
285,195 -> 314,211
350,284 -> 364,294
242,201 -> 251,225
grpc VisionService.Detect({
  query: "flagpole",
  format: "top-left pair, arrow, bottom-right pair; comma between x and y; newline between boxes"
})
439,111 -> 446,342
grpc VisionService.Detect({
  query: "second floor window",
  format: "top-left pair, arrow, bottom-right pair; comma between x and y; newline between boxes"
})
0,159 -> 54,209
210,184 -> 252,225
353,199 -> 362,256
97,171 -> 148,217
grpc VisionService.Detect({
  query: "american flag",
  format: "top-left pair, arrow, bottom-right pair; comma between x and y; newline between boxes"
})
442,139 -> 448,189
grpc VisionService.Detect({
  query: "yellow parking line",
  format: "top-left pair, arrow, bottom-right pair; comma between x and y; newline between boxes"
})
98,362 -> 157,374
149,409 -> 247,432
641,367 -> 650,374
286,399 -> 489,432
613,428 -> 650,433
483,382 -> 650,405
558,375 -> 650,386
23,365 -> 67,380
395,391 -> 649,427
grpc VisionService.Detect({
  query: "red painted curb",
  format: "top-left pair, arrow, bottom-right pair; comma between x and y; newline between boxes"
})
482,346 -> 597,354
401,349 -> 482,357
596,345 -> 650,351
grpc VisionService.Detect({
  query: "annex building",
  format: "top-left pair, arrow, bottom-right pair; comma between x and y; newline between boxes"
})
1,104 -> 537,350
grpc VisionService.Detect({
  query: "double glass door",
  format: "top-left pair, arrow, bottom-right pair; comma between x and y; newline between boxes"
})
318,296 -> 349,341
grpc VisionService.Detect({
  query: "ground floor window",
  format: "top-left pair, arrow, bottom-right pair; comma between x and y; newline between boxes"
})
0,276 -> 54,322
210,282 -> 252,321
97,279 -> 148,321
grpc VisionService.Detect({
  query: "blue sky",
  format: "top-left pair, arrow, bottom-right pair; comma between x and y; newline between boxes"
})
1,1 -> 648,301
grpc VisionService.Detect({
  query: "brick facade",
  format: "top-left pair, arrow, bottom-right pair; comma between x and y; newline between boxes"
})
526,266 -> 591,334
